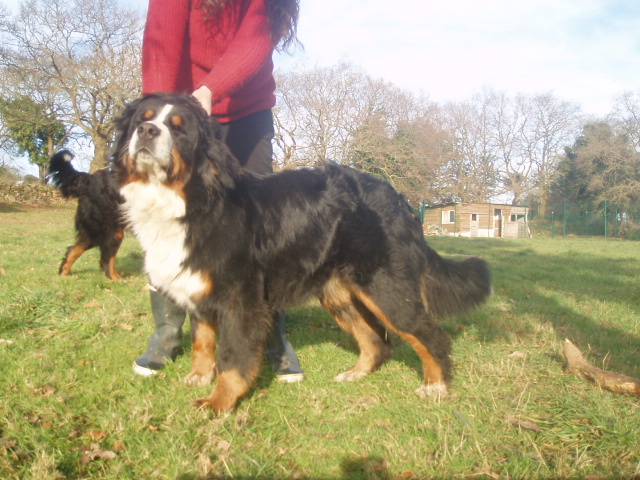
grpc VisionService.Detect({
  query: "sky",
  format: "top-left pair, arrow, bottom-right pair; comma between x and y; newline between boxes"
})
281,0 -> 640,117
4,0 -> 640,174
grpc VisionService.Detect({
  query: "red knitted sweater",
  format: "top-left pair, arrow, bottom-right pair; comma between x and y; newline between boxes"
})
142,0 -> 277,123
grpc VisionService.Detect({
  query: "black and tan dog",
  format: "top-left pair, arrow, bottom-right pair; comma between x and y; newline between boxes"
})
48,150 -> 125,280
113,93 -> 491,413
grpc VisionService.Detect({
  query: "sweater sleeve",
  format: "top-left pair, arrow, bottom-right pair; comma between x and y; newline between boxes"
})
141,0 -> 191,94
194,0 -> 275,104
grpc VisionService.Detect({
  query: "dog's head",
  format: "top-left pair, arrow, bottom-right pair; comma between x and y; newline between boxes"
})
112,93 -> 237,192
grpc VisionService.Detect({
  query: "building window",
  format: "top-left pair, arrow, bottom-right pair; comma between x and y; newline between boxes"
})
510,214 -> 525,222
471,214 -> 478,221
442,210 -> 455,224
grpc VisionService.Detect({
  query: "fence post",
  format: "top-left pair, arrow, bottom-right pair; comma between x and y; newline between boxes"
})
604,200 -> 608,241
454,201 -> 458,236
551,211 -> 555,239
563,198 -> 567,239
585,211 -> 589,237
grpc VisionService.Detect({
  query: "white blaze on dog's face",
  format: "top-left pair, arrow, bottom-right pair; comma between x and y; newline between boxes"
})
128,104 -> 175,182
120,97 -> 207,187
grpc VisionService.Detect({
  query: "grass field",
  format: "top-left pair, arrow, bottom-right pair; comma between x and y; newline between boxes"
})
1,205 -> 639,479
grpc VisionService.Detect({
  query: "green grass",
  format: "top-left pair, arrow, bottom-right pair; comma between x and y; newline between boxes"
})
1,205 -> 639,479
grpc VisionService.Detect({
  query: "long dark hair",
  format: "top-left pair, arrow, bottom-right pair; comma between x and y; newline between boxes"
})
200,0 -> 300,51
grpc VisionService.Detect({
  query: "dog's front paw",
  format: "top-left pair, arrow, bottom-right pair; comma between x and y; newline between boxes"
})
334,370 -> 368,382
193,397 -> 232,415
414,382 -> 448,401
184,370 -> 216,387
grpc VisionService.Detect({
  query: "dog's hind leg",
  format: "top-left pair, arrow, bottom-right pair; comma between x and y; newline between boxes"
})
320,275 -> 392,382
99,226 -> 124,281
352,281 -> 452,401
184,317 -> 217,387
59,242 -> 90,276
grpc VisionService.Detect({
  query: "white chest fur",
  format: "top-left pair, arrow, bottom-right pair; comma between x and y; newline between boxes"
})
120,181 -> 208,311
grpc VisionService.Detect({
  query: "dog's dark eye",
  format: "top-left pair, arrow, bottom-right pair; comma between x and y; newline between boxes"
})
170,115 -> 185,132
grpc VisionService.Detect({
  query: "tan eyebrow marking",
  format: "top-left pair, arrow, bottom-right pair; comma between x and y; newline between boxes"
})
171,115 -> 183,127
143,109 -> 155,120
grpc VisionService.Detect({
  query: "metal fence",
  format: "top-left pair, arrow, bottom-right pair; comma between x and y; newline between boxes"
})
529,199 -> 640,240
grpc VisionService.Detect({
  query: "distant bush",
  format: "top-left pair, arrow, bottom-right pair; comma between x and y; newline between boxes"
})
0,165 -> 21,185
23,174 -> 39,184
620,224 -> 640,241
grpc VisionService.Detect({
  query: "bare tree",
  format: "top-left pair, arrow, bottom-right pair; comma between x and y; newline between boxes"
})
518,92 -> 581,214
611,91 -> 640,153
0,0 -> 143,173
472,89 -> 580,208
274,63 -> 587,208
274,62 -> 373,168
274,62 -> 453,203
442,93 -> 500,202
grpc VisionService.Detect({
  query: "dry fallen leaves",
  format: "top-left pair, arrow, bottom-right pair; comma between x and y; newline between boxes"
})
508,351 -> 527,360
80,431 -> 117,465
33,383 -> 57,398
507,416 -> 542,432
81,445 -> 117,465
86,430 -> 109,442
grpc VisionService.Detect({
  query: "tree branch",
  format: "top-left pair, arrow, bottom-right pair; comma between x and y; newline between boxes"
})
562,338 -> 640,397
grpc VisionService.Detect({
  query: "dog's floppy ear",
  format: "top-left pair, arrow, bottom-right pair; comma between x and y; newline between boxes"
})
192,115 -> 240,192
110,96 -> 149,182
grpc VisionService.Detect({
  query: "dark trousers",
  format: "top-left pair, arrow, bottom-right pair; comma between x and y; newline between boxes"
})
218,109 -> 275,174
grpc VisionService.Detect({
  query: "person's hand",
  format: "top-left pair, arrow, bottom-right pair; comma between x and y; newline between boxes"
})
192,86 -> 212,115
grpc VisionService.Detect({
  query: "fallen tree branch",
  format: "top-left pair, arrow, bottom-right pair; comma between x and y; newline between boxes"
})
562,339 -> 640,398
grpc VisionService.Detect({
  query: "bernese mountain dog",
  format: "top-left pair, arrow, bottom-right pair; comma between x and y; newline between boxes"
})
48,150 -> 125,280
113,93 -> 491,413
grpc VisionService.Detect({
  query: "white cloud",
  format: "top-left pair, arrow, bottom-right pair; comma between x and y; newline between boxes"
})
281,0 -> 640,115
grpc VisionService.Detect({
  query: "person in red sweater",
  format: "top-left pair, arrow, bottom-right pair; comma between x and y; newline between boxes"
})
133,0 -> 304,383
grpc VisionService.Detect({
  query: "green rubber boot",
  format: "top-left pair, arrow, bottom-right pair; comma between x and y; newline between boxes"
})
265,310 -> 304,383
133,290 -> 186,376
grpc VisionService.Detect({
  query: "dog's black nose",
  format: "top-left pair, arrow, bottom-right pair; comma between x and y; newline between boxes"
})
137,122 -> 160,140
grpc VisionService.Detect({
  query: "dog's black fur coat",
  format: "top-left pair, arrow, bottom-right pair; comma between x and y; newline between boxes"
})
48,150 -> 125,280
114,93 -> 491,412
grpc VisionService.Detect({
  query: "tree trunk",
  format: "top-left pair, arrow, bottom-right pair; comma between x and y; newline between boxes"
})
89,135 -> 110,173
39,164 -> 48,184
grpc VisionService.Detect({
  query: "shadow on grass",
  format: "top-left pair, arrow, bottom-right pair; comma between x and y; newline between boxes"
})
0,203 -> 25,213
435,238 -> 640,375
175,454 -> 392,480
50,249 -> 144,281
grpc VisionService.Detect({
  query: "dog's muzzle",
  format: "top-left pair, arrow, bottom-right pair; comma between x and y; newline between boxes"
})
128,121 -> 173,175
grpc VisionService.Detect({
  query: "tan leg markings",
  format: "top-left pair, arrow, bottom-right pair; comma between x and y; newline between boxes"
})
353,289 -> 449,400
321,275 -> 392,382
105,255 -> 121,281
59,243 -> 88,276
194,368 -> 250,414
106,227 -> 124,281
184,318 -> 216,387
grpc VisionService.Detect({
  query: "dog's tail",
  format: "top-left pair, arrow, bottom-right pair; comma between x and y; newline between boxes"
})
421,248 -> 492,319
48,150 -> 89,199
